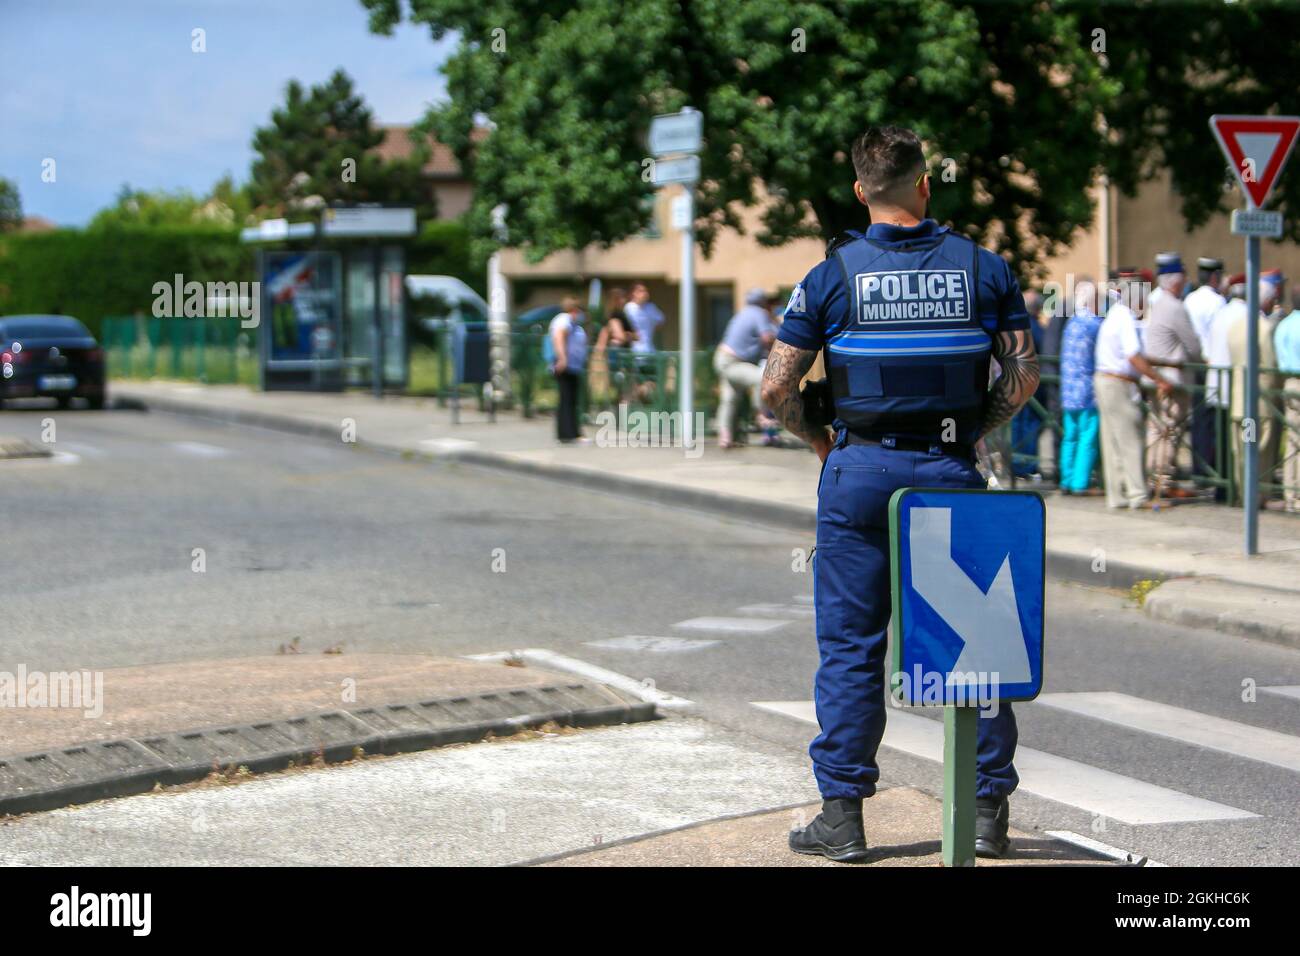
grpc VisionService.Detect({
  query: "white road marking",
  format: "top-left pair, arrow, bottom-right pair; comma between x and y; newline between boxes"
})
1036,692 -> 1300,774
170,441 -> 229,458
751,701 -> 1257,825
59,442 -> 106,457
673,617 -> 791,634
0,451 -> 79,467
465,648 -> 693,709
1261,685 -> 1300,702
1045,830 -> 1163,866
735,603 -> 815,617
792,594 -> 814,605
420,438 -> 479,454
585,635 -> 721,653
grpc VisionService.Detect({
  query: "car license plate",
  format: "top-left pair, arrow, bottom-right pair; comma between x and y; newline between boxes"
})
38,374 -> 77,391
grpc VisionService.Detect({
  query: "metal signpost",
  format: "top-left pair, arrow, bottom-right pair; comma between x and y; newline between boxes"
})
649,108 -> 703,449
487,204 -> 510,416
1210,115 -> 1300,554
889,489 -> 1046,866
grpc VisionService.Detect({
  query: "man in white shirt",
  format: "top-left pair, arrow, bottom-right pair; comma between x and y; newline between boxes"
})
1184,256 -> 1227,487
549,295 -> 589,443
623,282 -> 664,355
1093,272 -> 1173,508
1185,256 -> 1227,353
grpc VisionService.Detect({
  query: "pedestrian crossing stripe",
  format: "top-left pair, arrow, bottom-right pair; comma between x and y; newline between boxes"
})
1261,685 -> 1300,702
751,701 -> 1258,825
734,603 -> 815,617
584,636 -> 720,653
170,441 -> 229,458
673,617 -> 791,634
1036,692 -> 1300,774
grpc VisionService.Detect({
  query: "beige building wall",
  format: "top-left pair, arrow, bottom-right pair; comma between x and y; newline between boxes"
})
500,188 -> 825,349
1114,170 -> 1299,281
432,181 -> 474,221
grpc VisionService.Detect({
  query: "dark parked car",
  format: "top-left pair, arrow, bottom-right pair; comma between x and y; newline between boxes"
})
0,315 -> 106,409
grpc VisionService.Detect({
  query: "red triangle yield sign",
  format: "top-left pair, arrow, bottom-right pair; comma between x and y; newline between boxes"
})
1210,114 -> 1300,209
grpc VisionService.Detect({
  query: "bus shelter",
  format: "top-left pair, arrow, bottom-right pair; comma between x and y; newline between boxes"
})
240,206 -> 416,394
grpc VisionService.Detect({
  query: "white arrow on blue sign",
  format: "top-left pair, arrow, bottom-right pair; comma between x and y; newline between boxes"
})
889,488 -> 1045,705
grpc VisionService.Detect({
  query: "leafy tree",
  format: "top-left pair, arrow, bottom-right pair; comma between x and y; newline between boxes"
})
0,178 -> 22,233
88,177 -> 254,229
1090,0 -> 1300,237
248,68 -> 434,220
363,0 -> 1300,275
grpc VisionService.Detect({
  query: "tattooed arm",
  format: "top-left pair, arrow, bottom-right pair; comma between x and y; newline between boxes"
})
981,329 -> 1040,438
761,340 -> 835,461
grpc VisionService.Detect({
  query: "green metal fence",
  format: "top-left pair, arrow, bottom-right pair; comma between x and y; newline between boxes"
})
1000,360 -> 1300,506
433,326 -> 718,434
102,315 -> 256,386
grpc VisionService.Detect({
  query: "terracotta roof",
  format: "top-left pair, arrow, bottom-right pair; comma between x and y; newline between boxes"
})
19,215 -> 56,233
376,125 -> 486,180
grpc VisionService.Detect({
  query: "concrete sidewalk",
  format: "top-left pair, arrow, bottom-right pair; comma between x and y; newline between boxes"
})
110,380 -> 1300,649
535,788 -> 1118,867
0,716 -> 1119,867
0,652 -> 652,815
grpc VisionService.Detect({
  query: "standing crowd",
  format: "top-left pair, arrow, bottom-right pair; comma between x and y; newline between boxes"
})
543,255 -> 1300,514
1025,253 -> 1300,511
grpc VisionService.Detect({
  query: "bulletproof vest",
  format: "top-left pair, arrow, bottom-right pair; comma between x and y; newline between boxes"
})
827,229 -> 991,442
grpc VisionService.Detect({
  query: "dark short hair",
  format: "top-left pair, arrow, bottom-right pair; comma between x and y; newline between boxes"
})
851,126 -> 926,204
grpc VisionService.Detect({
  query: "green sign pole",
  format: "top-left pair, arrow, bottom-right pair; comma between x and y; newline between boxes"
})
942,705 -> 977,867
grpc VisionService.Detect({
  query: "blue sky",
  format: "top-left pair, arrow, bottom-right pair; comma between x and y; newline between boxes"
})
0,0 -> 453,225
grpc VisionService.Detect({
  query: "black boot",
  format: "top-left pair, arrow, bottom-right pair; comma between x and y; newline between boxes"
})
789,798 -> 868,862
975,796 -> 1010,858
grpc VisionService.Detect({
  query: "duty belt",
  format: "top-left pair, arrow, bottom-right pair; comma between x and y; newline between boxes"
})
842,429 -> 976,461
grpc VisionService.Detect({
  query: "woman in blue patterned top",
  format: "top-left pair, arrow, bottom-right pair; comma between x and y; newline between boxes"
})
1058,279 -> 1105,494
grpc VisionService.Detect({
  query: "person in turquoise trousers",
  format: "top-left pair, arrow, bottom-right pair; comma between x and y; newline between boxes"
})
1058,280 -> 1104,494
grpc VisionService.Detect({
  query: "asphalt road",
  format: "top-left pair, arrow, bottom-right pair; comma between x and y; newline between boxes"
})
1,405 -> 1297,866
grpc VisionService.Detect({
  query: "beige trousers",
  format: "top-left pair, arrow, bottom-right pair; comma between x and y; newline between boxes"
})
714,346 -> 763,441
1281,376 -> 1300,511
1095,373 -> 1149,508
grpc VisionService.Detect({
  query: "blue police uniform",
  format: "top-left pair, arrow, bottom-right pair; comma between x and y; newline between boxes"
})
779,218 -> 1030,801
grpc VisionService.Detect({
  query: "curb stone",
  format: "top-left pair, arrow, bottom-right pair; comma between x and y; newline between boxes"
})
0,682 -> 654,816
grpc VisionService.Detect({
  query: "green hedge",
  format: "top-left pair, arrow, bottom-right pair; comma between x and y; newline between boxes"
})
0,220 -> 481,339
0,225 -> 250,338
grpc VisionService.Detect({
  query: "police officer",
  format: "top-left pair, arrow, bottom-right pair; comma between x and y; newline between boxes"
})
760,125 -> 1040,862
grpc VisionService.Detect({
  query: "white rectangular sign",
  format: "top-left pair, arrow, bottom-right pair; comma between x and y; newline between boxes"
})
649,110 -> 703,157
652,154 -> 700,187
321,206 -> 417,238
1231,208 -> 1284,238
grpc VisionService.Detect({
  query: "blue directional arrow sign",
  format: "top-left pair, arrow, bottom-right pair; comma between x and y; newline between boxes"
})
889,488 -> 1045,705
